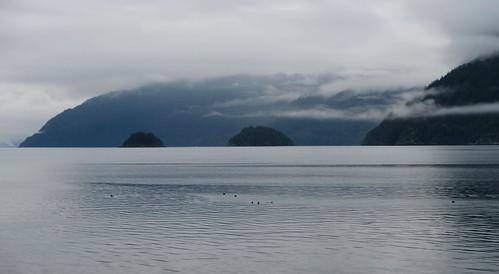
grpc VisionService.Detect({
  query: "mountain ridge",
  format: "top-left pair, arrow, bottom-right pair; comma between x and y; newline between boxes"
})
21,75 -> 395,147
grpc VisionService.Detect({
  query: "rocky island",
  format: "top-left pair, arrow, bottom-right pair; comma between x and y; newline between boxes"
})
228,126 -> 294,146
121,132 -> 165,147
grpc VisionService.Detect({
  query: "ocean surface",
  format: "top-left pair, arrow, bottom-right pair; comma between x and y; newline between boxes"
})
1,146 -> 499,274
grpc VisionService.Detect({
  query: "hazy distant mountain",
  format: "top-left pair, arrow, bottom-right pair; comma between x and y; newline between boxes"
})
20,74 -> 415,147
363,54 -> 499,145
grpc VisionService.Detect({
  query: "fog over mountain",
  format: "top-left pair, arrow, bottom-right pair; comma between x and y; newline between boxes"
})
21,75 -> 420,146
2,0 -> 499,145
363,54 -> 499,145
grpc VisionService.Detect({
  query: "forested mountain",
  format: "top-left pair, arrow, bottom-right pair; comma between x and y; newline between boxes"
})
21,75 -> 400,147
363,54 -> 499,145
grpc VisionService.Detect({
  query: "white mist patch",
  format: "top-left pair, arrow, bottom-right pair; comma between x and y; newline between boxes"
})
211,87 -> 424,121
271,107 -> 389,121
391,100 -> 499,119
429,102 -> 499,117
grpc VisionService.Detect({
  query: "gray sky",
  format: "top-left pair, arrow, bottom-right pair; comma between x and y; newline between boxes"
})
1,0 -> 499,145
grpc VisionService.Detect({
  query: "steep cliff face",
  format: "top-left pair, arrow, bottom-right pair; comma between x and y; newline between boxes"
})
363,55 -> 499,145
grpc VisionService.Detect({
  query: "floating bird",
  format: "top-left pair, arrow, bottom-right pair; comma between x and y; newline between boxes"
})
110,194 -> 114,198
451,200 -> 455,203
222,192 -> 226,195
257,201 -> 260,205
234,194 -> 238,197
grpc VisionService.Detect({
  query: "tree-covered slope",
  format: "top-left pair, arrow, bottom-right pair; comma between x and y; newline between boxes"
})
363,54 -> 499,145
424,55 -> 499,106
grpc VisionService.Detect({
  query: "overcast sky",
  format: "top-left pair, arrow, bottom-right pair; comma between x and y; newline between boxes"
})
1,0 -> 499,145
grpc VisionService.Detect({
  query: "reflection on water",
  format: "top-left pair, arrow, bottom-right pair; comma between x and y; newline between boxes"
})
0,147 -> 499,273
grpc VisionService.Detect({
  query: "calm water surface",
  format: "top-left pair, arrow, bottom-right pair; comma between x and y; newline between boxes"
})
1,147 -> 499,273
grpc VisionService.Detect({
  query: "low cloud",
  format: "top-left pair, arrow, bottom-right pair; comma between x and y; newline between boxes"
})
185,75 -> 423,121
269,107 -> 391,121
391,101 -> 499,119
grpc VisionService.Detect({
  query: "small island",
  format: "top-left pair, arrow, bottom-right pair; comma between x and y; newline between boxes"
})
228,126 -> 294,146
121,132 -> 165,147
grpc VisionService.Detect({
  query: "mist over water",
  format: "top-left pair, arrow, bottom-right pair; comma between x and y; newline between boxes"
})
1,147 -> 499,273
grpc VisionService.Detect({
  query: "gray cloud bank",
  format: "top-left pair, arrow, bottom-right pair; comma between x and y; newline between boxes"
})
1,0 -> 499,145
198,74 -> 421,121
150,75 -> 499,123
